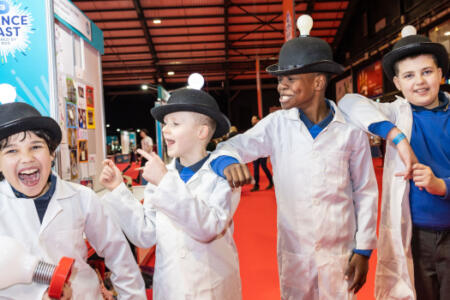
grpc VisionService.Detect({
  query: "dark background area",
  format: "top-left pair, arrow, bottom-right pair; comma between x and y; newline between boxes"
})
102,0 -> 449,143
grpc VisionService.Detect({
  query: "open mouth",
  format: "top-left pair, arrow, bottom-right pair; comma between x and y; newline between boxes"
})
414,87 -> 429,95
165,138 -> 175,147
279,95 -> 292,103
18,168 -> 41,186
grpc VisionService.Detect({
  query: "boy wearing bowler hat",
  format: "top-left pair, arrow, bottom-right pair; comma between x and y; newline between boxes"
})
0,102 -> 146,299
339,26 -> 449,299
100,87 -> 242,300
214,15 -> 378,299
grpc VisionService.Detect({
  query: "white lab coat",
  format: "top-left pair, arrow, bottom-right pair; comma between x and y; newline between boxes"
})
338,93 -> 437,300
102,155 -> 242,300
0,174 -> 146,300
214,101 -> 378,300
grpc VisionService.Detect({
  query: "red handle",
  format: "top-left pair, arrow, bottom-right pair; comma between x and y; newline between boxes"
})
48,257 -> 74,299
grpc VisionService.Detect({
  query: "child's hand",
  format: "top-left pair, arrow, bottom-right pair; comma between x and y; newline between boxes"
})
344,253 -> 369,294
42,283 -> 72,300
136,149 -> 167,185
99,159 -> 123,191
387,128 -> 418,179
412,163 -> 446,196
223,163 -> 252,188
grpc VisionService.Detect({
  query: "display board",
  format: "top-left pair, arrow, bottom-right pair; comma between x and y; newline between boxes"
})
55,19 -> 105,191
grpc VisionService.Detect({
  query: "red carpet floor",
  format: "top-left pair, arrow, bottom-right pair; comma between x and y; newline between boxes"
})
118,158 -> 384,300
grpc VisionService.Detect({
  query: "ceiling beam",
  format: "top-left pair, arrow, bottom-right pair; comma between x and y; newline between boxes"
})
132,0 -> 159,83
332,0 -> 359,50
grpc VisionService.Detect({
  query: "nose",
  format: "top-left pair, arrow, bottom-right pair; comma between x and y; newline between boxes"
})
277,77 -> 288,91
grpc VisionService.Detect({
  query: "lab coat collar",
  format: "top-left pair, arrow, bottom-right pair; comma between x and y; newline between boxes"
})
284,99 -> 347,124
39,174 -> 78,234
167,153 -> 216,184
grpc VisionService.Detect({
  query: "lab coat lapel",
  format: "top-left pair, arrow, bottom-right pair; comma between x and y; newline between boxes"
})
39,176 -> 76,235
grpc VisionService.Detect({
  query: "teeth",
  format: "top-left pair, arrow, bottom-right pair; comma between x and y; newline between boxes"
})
20,169 -> 38,175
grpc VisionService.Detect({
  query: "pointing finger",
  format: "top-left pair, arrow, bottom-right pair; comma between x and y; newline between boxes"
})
137,149 -> 153,161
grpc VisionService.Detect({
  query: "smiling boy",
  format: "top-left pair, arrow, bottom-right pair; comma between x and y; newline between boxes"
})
0,102 -> 146,300
339,26 -> 449,299
100,88 -> 242,300
214,15 -> 378,299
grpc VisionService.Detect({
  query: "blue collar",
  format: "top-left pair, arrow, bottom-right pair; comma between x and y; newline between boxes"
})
298,99 -> 335,130
11,173 -> 57,201
175,154 -> 210,174
410,91 -> 449,112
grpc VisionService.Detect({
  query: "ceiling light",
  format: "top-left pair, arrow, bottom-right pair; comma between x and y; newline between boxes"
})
188,73 -> 204,90
141,84 -> 148,90
106,124 -> 110,128
445,31 -> 450,36
153,19 -> 161,24
167,71 -> 175,76
116,128 -> 120,132
136,129 -> 141,132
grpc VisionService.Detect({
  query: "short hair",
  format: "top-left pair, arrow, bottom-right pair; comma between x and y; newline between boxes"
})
193,113 -> 217,142
0,129 -> 58,181
394,53 -> 439,76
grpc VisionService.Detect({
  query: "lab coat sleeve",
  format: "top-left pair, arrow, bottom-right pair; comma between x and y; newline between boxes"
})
101,182 -> 157,248
213,113 -> 275,163
83,188 -> 146,300
151,171 -> 240,242
349,129 -> 378,250
338,93 -> 398,134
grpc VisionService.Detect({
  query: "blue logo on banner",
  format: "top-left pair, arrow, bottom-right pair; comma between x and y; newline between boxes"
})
0,1 -> 10,14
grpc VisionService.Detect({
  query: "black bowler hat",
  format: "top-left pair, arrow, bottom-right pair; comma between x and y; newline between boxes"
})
151,88 -> 230,138
0,102 -> 62,144
266,14 -> 344,76
382,25 -> 449,80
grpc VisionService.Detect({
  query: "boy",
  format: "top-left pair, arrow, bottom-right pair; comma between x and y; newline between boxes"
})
99,87 -> 242,300
0,102 -> 146,299
339,25 -> 449,299
215,15 -> 378,299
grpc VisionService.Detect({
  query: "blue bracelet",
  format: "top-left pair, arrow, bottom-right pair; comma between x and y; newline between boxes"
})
393,132 -> 406,145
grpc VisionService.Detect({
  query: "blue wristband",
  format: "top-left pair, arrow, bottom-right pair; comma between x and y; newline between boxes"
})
392,132 -> 406,145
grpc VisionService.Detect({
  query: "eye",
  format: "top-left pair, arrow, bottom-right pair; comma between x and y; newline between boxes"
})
32,144 -> 43,150
403,73 -> 413,79
423,69 -> 432,75
4,149 -> 17,154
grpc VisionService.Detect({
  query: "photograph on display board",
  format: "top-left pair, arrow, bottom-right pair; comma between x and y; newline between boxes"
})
66,102 -> 78,128
67,128 -> 77,149
65,77 -> 77,104
78,139 -> 88,163
86,85 -> 94,108
78,108 -> 87,129
87,107 -> 95,129
77,85 -> 85,99
70,149 -> 79,180
335,75 -> 353,102
357,61 -> 383,98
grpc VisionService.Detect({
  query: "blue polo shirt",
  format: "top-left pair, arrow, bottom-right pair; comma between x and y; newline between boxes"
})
369,92 -> 450,230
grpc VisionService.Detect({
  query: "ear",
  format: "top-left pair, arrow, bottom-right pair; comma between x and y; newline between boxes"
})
197,124 -> 210,140
393,76 -> 402,91
437,67 -> 443,80
313,74 -> 326,91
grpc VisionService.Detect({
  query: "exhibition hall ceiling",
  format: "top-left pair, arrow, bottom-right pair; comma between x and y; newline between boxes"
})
72,0 -> 354,87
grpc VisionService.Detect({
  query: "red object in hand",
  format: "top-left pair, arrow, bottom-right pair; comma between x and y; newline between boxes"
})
47,257 -> 74,299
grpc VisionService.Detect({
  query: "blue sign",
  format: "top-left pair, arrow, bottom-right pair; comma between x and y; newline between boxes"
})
0,0 -> 51,115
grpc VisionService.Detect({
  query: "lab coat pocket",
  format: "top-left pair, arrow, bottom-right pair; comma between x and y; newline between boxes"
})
317,254 -> 353,299
279,251 -> 309,291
